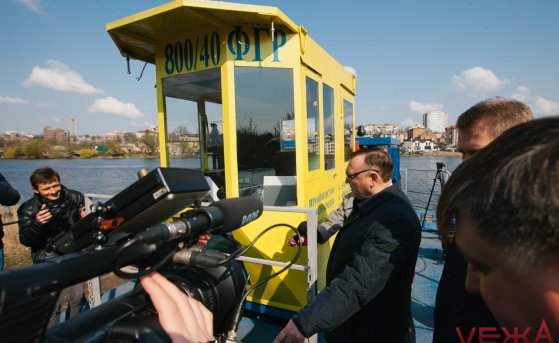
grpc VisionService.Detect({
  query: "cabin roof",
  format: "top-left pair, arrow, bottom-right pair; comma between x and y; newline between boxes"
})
107,0 -> 299,64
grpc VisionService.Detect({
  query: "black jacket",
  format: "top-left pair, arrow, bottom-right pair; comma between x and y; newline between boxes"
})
292,185 -> 421,342
18,186 -> 84,263
433,240 -> 499,342
0,172 -> 20,247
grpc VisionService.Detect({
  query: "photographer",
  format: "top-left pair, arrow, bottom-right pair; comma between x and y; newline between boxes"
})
17,167 -> 86,327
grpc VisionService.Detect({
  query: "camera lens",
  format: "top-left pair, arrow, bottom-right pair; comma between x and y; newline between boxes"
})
161,261 -> 246,333
49,205 -> 62,216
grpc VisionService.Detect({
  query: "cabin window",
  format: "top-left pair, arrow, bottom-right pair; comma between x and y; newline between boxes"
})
162,68 -> 225,198
306,77 -> 320,171
344,99 -> 354,161
234,67 -> 294,198
323,84 -> 335,170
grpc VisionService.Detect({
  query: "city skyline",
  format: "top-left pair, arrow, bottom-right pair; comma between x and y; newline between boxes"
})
1,0 -> 558,136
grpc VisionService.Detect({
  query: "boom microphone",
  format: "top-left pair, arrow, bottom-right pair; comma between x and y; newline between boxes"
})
135,197 -> 263,244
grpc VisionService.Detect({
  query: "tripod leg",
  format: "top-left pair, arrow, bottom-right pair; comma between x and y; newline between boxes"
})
421,170 -> 440,228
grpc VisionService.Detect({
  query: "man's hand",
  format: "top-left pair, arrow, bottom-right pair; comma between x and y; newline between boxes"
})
273,319 -> 306,343
140,272 -> 213,343
287,233 -> 307,247
35,204 -> 53,225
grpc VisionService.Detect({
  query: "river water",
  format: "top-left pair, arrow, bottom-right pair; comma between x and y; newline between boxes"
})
0,156 -> 461,205
400,156 -> 461,213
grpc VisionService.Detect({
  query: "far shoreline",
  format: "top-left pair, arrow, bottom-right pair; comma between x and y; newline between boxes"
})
1,152 -> 461,161
401,151 -> 461,158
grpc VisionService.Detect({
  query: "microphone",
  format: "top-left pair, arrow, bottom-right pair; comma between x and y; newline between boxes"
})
289,221 -> 329,246
297,221 -> 308,235
135,197 -> 263,244
212,197 -> 263,235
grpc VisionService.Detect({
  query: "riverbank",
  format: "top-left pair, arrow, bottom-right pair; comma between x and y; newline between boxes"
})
1,154 -> 160,160
402,150 -> 461,157
3,222 -> 31,270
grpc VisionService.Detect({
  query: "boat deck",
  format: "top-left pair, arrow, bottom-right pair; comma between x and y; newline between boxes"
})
410,230 -> 443,342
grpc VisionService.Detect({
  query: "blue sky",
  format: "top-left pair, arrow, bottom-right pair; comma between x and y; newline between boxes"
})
1,0 -> 558,136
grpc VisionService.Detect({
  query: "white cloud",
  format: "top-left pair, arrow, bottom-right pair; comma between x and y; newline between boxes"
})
510,86 -> 559,116
451,66 -> 510,95
0,95 -> 31,105
533,96 -> 559,116
400,118 -> 422,130
409,100 -> 444,114
23,60 -> 103,94
512,85 -> 530,102
88,97 -> 143,119
16,0 -> 46,14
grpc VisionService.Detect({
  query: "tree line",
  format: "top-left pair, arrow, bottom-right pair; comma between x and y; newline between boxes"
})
0,134 -> 159,159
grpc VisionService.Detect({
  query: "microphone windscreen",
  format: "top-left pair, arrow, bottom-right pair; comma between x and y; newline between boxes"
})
213,197 -> 263,234
297,221 -> 308,235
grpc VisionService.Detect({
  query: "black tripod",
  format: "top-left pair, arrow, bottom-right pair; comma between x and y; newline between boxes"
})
421,162 -> 447,228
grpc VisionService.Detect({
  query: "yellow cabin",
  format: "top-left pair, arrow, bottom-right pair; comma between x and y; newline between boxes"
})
108,0 -> 356,317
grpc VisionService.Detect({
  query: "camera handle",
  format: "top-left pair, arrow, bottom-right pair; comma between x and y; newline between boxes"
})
90,202 -> 117,247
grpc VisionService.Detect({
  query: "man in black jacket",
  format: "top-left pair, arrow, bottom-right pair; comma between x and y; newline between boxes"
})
274,148 -> 421,342
433,97 -> 533,342
18,167 -> 86,327
437,117 -> 559,340
0,172 -> 20,271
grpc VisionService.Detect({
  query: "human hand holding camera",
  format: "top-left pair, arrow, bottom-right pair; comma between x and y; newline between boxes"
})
35,204 -> 53,225
140,272 -> 214,343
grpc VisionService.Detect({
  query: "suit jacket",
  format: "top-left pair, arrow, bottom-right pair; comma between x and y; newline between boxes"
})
292,185 -> 421,342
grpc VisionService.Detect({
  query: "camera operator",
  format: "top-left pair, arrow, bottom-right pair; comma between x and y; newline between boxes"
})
17,167 -> 86,327
140,272 -> 214,343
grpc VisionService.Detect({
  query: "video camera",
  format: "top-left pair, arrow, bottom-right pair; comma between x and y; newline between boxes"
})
0,168 -> 264,343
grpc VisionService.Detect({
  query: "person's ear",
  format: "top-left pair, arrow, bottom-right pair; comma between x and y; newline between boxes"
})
369,171 -> 378,185
32,187 -> 39,194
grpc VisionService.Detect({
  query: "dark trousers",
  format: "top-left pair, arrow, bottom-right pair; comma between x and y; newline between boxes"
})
47,283 -> 85,328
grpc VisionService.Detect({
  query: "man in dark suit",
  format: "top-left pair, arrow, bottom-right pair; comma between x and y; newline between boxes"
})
434,97 -> 533,342
437,117 -> 559,340
274,148 -> 421,342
